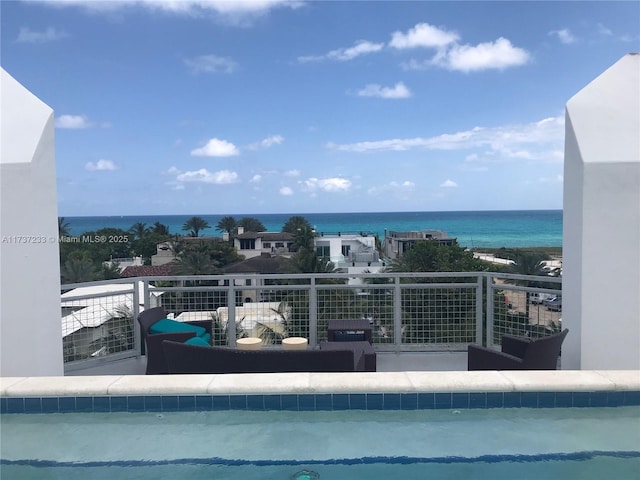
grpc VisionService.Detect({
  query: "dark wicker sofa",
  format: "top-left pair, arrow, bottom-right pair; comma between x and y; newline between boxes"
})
162,340 -> 365,374
138,307 -> 213,375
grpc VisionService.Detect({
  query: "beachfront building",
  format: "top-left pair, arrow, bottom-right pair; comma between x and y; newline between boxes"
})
383,229 -> 456,261
233,227 -> 295,259
223,253 -> 291,303
314,232 -> 384,273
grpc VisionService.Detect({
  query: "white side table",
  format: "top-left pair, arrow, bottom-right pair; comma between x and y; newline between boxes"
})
282,337 -> 308,350
236,337 -> 262,350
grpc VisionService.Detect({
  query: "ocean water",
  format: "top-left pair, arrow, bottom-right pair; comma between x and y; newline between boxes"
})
62,210 -> 562,248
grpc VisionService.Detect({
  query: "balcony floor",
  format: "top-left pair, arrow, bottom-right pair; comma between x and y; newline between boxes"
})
66,351 -> 469,376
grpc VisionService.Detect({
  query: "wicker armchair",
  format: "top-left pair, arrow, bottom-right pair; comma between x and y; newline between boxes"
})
468,329 -> 568,370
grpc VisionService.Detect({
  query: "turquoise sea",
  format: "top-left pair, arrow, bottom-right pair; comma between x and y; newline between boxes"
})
63,210 -> 562,249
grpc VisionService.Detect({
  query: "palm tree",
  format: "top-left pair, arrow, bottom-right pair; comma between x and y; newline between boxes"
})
293,225 -> 316,251
282,215 -> 312,234
58,217 -> 71,238
237,217 -> 266,233
509,252 -> 551,327
256,301 -> 291,344
151,221 -> 170,236
128,222 -> 149,240
216,216 -> 237,239
61,256 -> 98,283
171,250 -> 217,275
182,216 -> 210,237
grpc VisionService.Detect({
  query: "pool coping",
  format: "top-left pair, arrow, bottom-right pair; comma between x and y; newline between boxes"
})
2,370 -> 639,412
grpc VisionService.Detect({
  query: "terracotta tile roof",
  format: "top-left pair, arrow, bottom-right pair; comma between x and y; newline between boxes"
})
223,254 -> 291,274
120,264 -> 174,278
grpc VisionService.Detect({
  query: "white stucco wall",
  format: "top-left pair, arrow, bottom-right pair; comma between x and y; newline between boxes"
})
562,54 -> 640,370
0,68 -> 63,376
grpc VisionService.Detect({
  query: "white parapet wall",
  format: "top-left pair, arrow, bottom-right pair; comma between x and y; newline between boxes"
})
0,68 -> 64,376
563,54 -> 640,370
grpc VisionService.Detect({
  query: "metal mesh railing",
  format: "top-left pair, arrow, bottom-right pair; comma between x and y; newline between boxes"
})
487,273 -> 562,347
61,272 -> 562,369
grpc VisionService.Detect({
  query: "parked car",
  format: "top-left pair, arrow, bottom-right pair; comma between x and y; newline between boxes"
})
530,292 -> 555,304
544,296 -> 562,311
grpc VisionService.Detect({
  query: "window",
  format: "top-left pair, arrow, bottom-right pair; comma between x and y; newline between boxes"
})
341,245 -> 351,257
263,242 -> 271,248
275,242 -> 284,248
239,239 -> 256,250
316,245 -> 330,257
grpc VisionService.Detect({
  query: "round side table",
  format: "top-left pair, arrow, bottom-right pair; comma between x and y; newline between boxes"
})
236,337 -> 263,350
282,337 -> 308,350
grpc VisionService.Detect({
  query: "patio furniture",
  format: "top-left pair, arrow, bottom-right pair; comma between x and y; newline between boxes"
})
161,340 -> 365,374
320,341 -> 377,372
327,319 -> 373,343
282,337 -> 308,350
467,329 -> 569,370
237,337 -> 263,350
137,307 -> 213,375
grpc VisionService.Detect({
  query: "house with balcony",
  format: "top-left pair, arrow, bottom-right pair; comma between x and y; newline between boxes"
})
314,232 -> 384,273
383,229 -> 456,261
233,227 -> 296,259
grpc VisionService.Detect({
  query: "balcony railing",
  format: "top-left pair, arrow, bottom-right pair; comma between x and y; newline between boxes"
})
61,272 -> 561,373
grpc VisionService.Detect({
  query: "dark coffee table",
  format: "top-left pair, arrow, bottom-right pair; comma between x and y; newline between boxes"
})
320,341 -> 376,372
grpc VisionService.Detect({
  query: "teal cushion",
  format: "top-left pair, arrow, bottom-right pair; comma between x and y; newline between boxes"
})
184,336 -> 211,347
150,318 -> 206,337
200,333 -> 211,344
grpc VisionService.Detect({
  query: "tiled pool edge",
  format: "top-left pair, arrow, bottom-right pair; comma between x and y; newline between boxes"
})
1,370 -> 639,413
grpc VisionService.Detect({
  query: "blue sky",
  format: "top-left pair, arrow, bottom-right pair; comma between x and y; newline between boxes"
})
2,1 -> 638,216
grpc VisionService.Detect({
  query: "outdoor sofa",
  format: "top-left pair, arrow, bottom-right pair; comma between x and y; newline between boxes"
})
162,340 -> 366,374
467,328 -> 569,370
137,307 -> 213,375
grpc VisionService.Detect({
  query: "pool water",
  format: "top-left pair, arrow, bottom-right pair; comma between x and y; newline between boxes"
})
2,407 -> 639,479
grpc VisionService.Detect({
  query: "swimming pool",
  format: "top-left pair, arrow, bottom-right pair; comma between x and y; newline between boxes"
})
2,371 -> 639,479
2,408 -> 639,479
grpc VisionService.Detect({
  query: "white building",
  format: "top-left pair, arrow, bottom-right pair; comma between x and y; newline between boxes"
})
0,68 -> 63,376
563,53 -> 640,370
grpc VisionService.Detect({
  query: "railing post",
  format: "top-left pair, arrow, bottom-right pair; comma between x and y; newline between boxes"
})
486,273 -> 495,348
132,280 -> 142,356
393,275 -> 402,350
309,277 -> 317,347
227,282 -> 237,347
475,274 -> 484,345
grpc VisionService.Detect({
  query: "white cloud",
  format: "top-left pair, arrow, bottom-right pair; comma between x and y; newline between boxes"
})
356,82 -> 412,99
389,22 -> 459,49
302,177 -> 351,192
55,114 -> 92,129
191,138 -> 240,157
298,40 -> 384,62
284,169 -> 301,177
440,179 -> 458,188
437,37 -> 530,72
250,174 -> 262,183
85,159 -> 118,171
549,28 -> 577,44
327,116 -> 564,161
175,168 -> 239,184
279,186 -> 294,196
248,134 -> 284,150
37,1 -> 300,22
15,26 -> 68,43
184,54 -> 237,74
